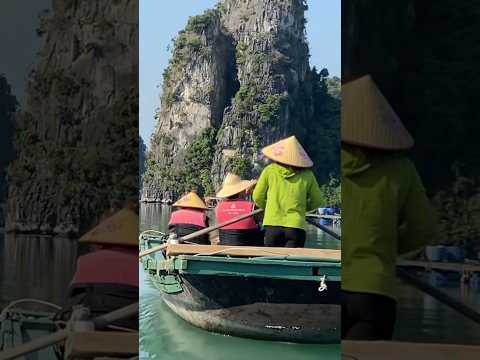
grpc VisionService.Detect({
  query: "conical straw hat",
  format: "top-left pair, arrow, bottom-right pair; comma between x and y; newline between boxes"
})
262,136 -> 313,168
79,208 -> 138,246
173,191 -> 207,209
342,74 -> 414,150
216,173 -> 257,198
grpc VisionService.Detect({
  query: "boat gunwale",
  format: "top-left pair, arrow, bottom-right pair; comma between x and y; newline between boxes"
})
145,254 -> 341,282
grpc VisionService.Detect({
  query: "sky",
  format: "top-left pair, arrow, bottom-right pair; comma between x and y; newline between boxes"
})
140,0 -> 341,145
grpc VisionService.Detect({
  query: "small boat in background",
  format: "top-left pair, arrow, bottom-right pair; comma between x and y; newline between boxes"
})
140,233 -> 341,343
161,198 -> 173,205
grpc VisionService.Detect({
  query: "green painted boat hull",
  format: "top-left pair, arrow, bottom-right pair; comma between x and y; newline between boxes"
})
144,253 -> 341,343
0,310 -> 58,359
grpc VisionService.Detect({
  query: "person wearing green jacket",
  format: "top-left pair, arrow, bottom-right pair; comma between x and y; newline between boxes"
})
253,135 -> 324,247
341,75 -> 436,340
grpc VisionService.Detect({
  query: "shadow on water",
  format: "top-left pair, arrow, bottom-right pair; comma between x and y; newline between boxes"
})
0,232 -> 77,309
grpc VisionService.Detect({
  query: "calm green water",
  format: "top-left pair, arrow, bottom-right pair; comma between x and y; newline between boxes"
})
140,203 -> 480,357
139,203 -> 341,359
0,232 -> 77,310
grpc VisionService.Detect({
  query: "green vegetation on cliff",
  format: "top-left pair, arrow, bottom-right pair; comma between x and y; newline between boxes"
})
162,9 -> 218,106
144,128 -> 218,196
291,68 -> 341,186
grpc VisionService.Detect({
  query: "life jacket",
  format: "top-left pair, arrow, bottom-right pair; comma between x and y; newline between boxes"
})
70,247 -> 138,288
216,200 -> 258,230
169,208 -> 207,228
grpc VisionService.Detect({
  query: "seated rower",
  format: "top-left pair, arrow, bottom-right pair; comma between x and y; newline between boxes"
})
63,204 -> 139,330
169,191 -> 210,244
216,173 -> 263,246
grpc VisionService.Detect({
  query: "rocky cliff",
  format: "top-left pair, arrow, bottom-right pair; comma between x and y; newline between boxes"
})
7,0 -> 138,236
0,75 -> 16,229
144,0 -> 340,197
0,76 -> 17,204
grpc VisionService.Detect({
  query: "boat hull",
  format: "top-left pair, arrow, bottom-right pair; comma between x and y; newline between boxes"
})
152,272 -> 340,343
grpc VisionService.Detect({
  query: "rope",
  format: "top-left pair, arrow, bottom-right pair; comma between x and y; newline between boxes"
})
318,275 -> 328,292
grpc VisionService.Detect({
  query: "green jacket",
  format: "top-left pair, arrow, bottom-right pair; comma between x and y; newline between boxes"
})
342,144 -> 436,299
252,162 -> 324,230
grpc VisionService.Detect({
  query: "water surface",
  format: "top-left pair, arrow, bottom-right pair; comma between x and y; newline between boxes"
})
0,232 -> 77,310
139,203 -> 342,359
140,203 -> 480,359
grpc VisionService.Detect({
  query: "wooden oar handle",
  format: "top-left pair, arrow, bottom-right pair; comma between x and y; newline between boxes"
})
139,243 -> 168,258
139,208 -> 263,258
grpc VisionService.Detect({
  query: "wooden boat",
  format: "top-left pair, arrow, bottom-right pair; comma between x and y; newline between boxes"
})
0,307 -> 59,359
141,235 -> 341,343
0,300 -> 138,359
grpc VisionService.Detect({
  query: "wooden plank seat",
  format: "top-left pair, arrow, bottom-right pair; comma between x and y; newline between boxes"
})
166,244 -> 341,261
64,331 -> 138,359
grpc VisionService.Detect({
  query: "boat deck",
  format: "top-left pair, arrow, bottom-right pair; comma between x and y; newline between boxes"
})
165,243 -> 341,260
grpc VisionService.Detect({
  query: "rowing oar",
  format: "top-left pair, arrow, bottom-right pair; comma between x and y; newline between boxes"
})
397,267 -> 480,324
139,208 -> 264,258
306,217 -> 341,240
0,302 -> 138,360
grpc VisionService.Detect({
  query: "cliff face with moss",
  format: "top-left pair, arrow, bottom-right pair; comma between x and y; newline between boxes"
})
7,0 -> 138,236
144,0 -> 340,198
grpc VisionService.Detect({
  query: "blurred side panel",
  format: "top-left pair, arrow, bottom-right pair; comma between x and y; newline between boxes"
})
342,0 -> 480,358
0,0 -> 138,359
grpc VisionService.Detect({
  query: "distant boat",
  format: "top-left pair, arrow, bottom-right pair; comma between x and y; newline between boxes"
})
140,233 -> 341,343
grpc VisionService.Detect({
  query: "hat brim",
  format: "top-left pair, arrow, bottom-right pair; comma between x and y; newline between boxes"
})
341,75 -> 414,150
172,202 -> 207,209
216,180 -> 257,198
79,209 -> 138,246
261,148 -> 313,168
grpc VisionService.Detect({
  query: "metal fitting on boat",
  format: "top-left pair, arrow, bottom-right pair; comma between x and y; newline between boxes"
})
168,232 -> 179,244
318,275 -> 328,292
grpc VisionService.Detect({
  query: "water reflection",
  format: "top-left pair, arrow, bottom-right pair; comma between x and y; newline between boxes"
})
394,278 -> 480,344
0,233 -> 77,308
